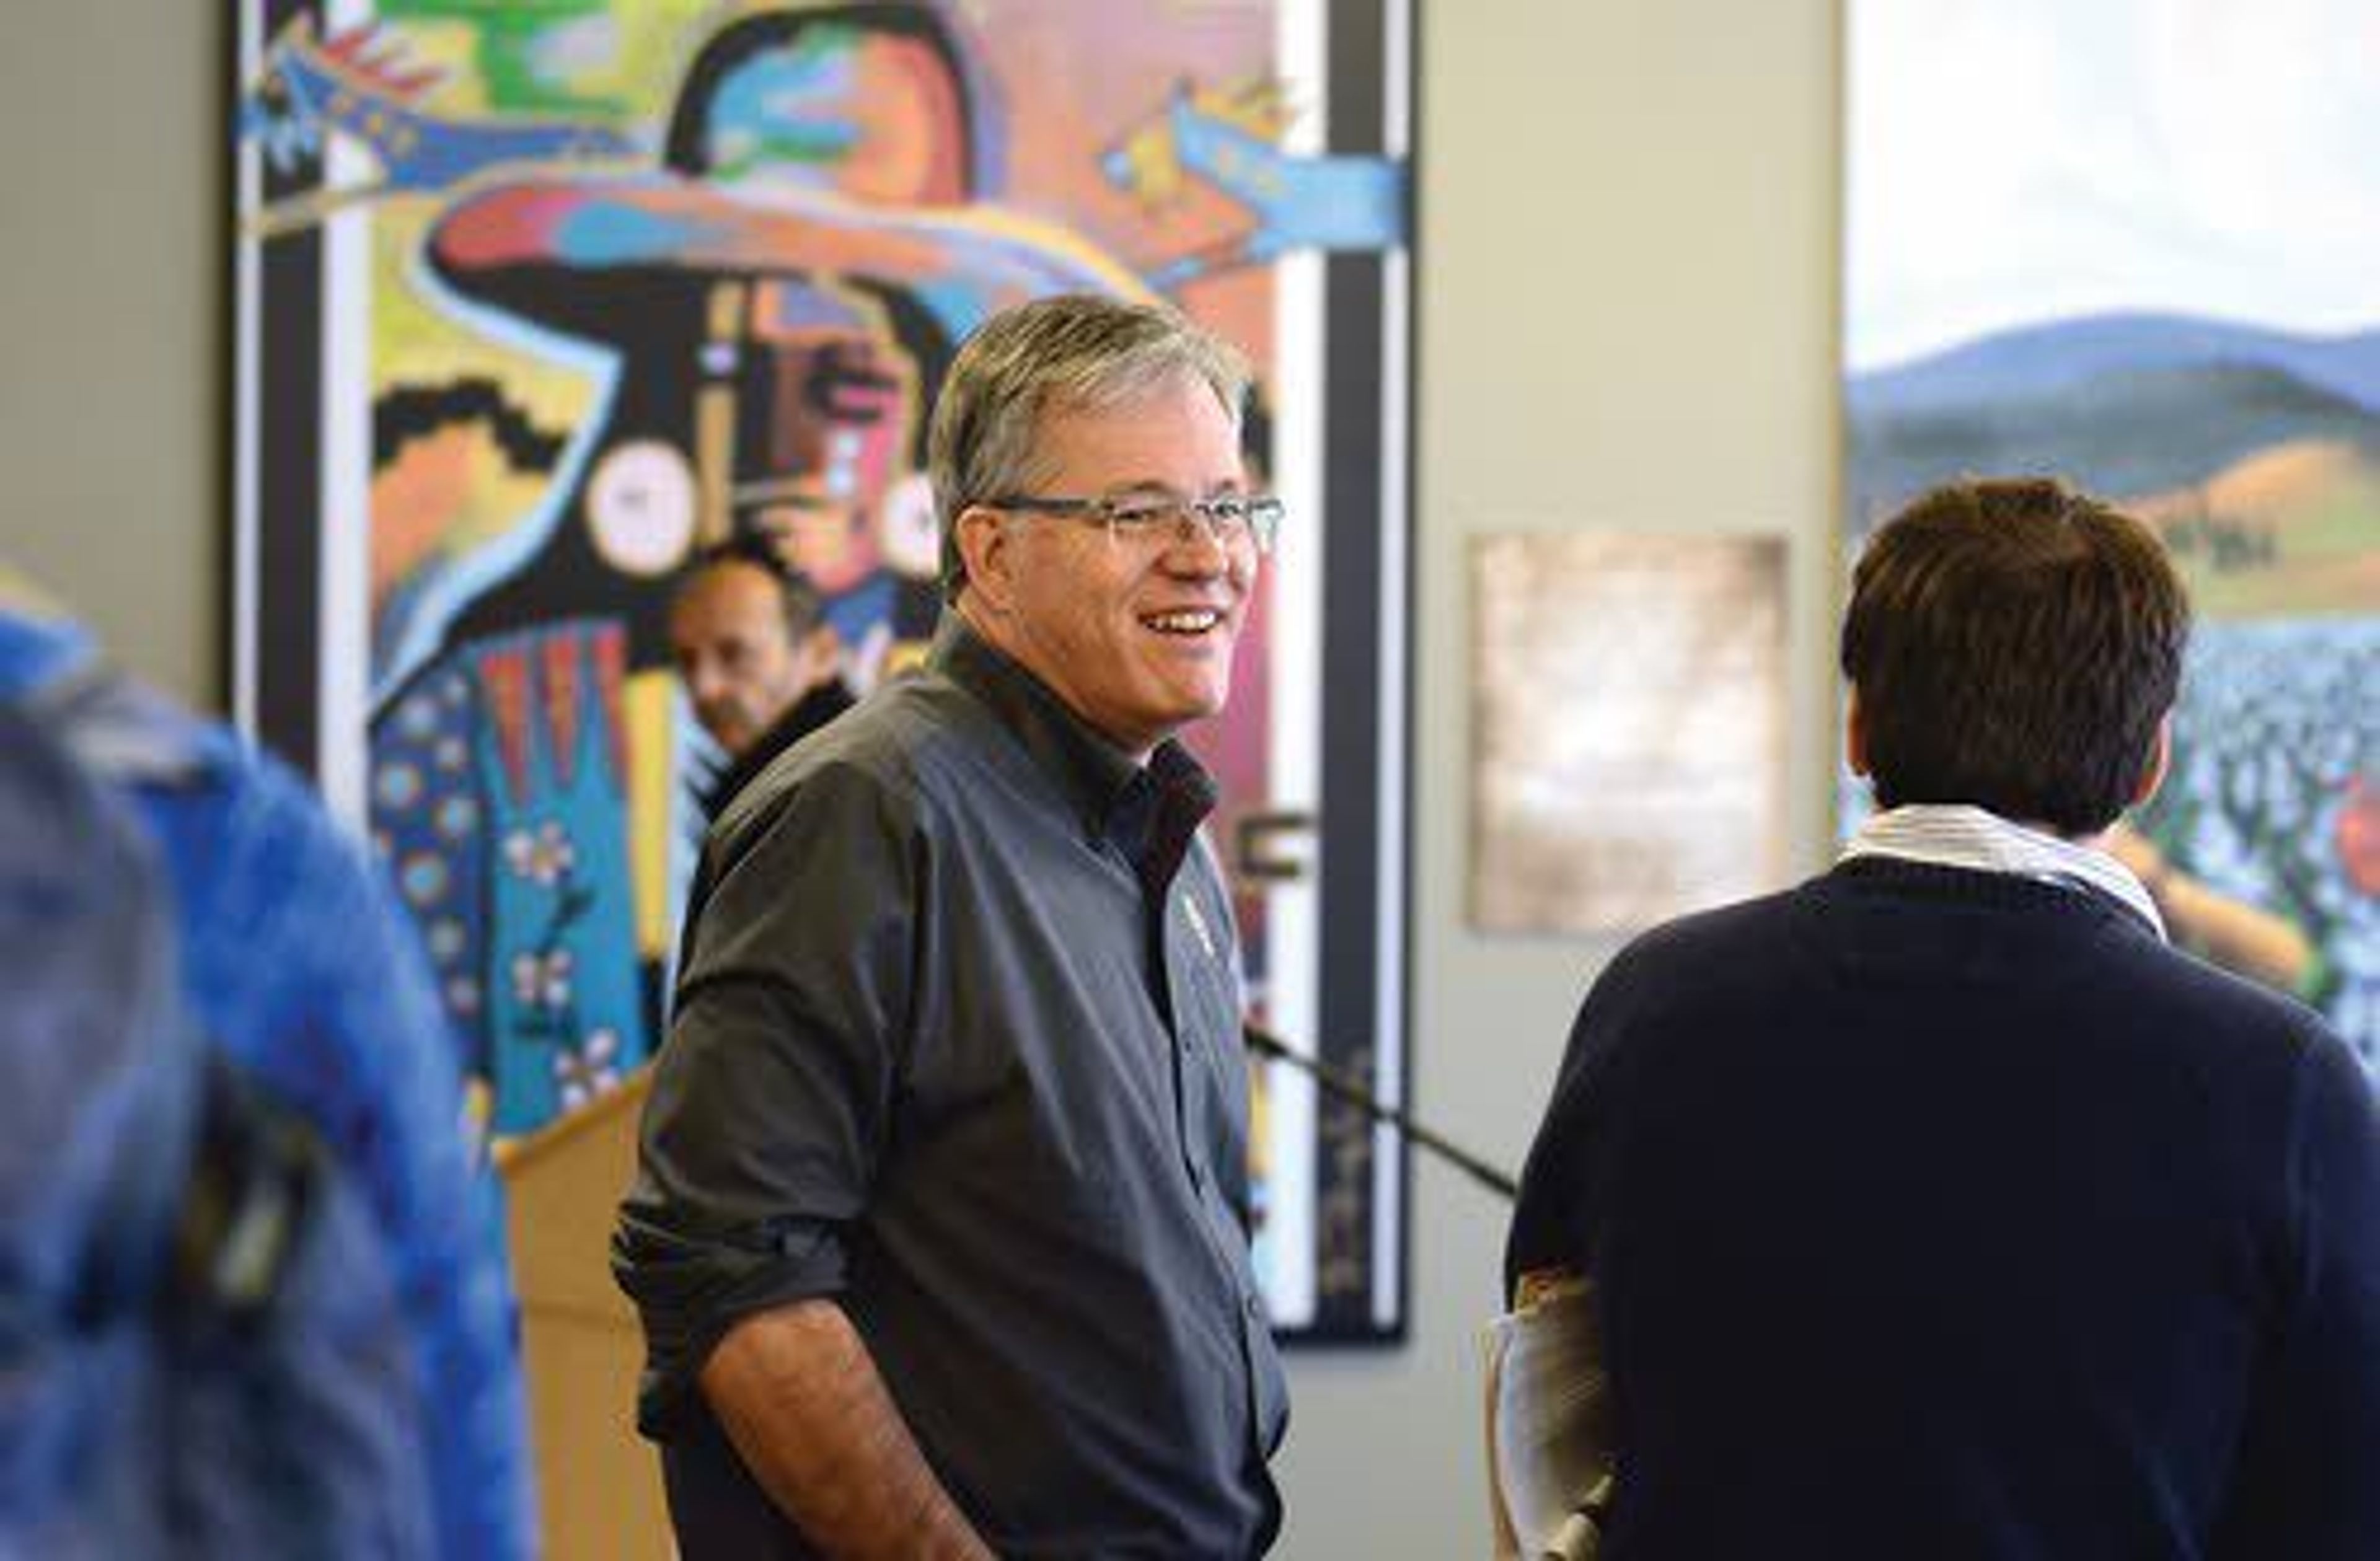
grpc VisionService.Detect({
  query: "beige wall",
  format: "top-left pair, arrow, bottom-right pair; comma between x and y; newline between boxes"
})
4,1 -> 1843,1552
1272,2 -> 1843,1553
0,4 -> 223,710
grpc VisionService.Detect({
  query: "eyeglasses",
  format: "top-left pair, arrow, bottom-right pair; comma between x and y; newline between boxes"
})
985,491 -> 1284,555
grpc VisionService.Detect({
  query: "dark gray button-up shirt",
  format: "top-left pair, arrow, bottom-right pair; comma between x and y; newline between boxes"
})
615,617 -> 1289,1559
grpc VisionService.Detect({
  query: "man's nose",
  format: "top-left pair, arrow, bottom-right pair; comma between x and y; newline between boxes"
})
1163,516 -> 1233,574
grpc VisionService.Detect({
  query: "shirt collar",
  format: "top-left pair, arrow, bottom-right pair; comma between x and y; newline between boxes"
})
930,613 -> 1215,855
1841,802 -> 2166,941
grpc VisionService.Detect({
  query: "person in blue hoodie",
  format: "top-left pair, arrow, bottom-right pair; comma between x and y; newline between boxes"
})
0,594 -> 536,1561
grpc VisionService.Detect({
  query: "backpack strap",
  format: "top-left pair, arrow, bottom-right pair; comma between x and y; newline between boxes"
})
170,1057 -> 333,1323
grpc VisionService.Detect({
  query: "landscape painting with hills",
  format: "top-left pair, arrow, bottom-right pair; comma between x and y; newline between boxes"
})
1846,0 -> 2380,1061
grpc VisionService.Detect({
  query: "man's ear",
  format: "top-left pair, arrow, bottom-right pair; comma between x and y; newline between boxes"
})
953,504 -> 1018,615
2131,714 -> 2173,810
1845,684 -> 1871,777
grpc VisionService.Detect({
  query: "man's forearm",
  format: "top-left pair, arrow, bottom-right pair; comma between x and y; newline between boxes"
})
701,1298 -> 994,1560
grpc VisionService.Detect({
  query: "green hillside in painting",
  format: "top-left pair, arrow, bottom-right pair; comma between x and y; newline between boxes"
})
2130,440 -> 2380,618
1849,362 -> 2380,527
1846,319 -> 2380,622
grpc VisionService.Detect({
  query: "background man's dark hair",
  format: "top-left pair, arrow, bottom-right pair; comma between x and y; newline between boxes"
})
1841,476 -> 2191,835
677,534 -> 827,643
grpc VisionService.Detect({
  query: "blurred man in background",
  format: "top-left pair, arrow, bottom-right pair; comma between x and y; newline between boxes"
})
668,537 -> 853,821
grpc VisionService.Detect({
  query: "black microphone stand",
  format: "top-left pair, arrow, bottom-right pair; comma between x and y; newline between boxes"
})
1242,1022 -> 1518,1201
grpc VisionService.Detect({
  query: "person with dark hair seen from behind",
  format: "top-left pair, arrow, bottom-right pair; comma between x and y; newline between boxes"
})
1506,477 -> 2380,1560
615,293 -> 1290,1559
668,535 -> 855,822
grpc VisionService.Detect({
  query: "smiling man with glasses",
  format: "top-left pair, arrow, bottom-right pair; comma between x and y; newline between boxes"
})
619,293 -> 1289,1559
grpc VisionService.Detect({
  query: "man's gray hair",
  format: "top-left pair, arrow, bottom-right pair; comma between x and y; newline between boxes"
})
928,293 -> 1252,601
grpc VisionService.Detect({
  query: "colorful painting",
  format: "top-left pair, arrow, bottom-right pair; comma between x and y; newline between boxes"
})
1844,0 -> 2380,1062
233,0 -> 1413,1339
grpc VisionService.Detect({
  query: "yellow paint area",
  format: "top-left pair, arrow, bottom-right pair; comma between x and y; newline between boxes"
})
624,669 -> 681,961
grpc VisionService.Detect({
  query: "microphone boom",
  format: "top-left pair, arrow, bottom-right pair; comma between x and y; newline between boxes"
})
1242,1022 -> 1517,1201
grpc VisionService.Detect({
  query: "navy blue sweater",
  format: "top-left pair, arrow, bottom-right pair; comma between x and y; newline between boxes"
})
1508,856 -> 2380,1560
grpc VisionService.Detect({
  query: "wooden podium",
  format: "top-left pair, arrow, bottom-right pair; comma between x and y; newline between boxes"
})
498,1066 -> 673,1558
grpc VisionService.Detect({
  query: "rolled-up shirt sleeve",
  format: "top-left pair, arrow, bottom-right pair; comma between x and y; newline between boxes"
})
614,757 -> 919,1436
